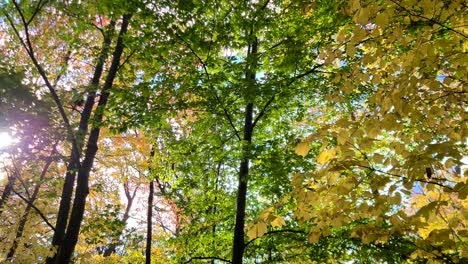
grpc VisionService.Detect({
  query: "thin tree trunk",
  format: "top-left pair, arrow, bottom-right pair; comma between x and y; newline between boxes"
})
6,148 -> 55,261
48,21 -> 116,263
231,36 -> 257,264
53,14 -> 131,264
146,146 -> 156,264
146,180 -> 154,264
231,103 -> 253,264
211,162 -> 222,264
103,181 -> 137,256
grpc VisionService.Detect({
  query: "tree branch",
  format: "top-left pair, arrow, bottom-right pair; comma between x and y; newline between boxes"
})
4,4 -> 81,166
251,63 -> 324,128
288,63 -> 324,83
116,48 -> 138,72
245,229 -> 306,247
174,31 -> 242,141
252,95 -> 274,129
185,256 -> 232,263
358,165 -> 455,190
10,189 -> 56,232
26,0 -> 47,26
389,0 -> 467,38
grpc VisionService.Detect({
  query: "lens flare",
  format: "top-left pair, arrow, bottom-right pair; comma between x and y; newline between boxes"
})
0,132 -> 15,149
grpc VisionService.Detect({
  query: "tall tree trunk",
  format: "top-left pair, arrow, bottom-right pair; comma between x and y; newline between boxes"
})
146,147 -> 156,264
211,162 -> 222,264
146,180 -> 154,264
231,103 -> 253,264
53,14 -> 132,264
49,21 -> 116,262
6,148 -> 55,261
231,36 -> 257,264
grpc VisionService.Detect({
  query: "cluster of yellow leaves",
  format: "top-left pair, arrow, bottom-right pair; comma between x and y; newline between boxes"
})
409,176 -> 468,259
292,0 -> 467,260
245,206 -> 286,240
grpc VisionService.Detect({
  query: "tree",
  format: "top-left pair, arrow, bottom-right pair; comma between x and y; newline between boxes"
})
1,0 -> 466,263
290,0 -> 467,262
108,0 -> 350,262
1,1 -> 135,262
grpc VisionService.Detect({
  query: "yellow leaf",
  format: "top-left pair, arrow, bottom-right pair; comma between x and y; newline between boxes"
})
346,44 -> 356,57
317,148 -> 336,164
292,173 -> 303,187
375,13 -> 389,28
356,7 -> 370,24
295,141 -> 310,157
391,192 -> 401,204
271,216 -> 286,228
256,221 -> 268,237
337,129 -> 349,145
368,125 -> 381,138
259,207 -> 274,221
308,231 -> 320,243
247,221 -> 268,240
372,153 -> 384,163
247,225 -> 257,240
462,247 -> 468,258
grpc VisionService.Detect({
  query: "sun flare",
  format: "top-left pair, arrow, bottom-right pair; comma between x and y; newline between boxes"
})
0,132 -> 15,149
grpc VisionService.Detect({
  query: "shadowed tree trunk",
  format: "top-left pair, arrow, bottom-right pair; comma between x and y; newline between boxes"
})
232,36 -> 257,264
53,14 -> 132,264
146,147 -> 156,264
50,21 -> 116,259
146,180 -> 154,264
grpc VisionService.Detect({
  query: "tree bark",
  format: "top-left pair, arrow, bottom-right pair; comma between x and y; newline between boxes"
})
231,36 -> 257,264
53,14 -> 132,264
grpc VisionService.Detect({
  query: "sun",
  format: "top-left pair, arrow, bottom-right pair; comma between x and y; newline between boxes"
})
0,131 -> 16,149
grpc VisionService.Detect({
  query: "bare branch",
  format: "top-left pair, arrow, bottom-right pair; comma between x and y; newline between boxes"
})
289,63 -> 324,83
358,165 -> 455,190
251,63 -> 324,128
10,189 -> 55,232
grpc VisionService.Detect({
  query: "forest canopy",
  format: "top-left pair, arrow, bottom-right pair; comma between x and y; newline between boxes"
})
0,0 -> 466,263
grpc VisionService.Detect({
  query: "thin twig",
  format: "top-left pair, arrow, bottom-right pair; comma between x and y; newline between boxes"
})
26,0 -> 47,26
389,0 -> 467,38
358,165 -> 454,190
